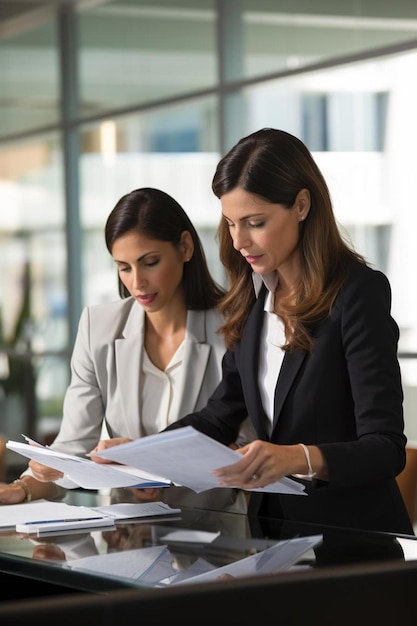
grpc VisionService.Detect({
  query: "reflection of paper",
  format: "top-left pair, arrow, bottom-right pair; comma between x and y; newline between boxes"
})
68,545 -> 177,585
159,557 -> 216,585
6,440 -> 170,490
169,535 -> 322,585
95,426 -> 306,495
158,529 -> 220,544
93,502 -> 181,519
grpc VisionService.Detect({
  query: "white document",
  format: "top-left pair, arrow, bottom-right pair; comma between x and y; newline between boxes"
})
6,439 -> 170,490
95,426 -> 306,495
0,500 -> 108,531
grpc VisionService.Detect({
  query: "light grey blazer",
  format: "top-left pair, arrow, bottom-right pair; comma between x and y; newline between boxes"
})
51,296 -> 227,457
33,297 -> 252,514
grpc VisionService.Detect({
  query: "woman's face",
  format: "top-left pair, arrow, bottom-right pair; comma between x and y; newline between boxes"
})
111,229 -> 193,313
221,187 -> 309,280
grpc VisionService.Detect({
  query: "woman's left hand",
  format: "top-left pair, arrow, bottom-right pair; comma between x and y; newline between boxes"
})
212,440 -> 298,488
212,440 -> 327,487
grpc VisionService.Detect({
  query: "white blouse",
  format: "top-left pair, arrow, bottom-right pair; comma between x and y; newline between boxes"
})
140,340 -> 186,435
253,271 -> 286,434
259,289 -> 286,434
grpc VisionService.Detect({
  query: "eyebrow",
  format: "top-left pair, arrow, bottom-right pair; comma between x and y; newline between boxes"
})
113,251 -> 158,264
222,212 -> 266,222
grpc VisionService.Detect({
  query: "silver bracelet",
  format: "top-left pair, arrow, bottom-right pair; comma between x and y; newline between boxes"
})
293,443 -> 317,481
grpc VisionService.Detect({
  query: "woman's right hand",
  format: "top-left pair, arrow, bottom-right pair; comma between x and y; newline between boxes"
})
0,482 -> 29,504
88,437 -> 132,464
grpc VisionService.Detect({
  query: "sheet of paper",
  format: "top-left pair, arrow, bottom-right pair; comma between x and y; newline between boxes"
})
0,499 -> 109,530
95,426 -> 306,495
16,517 -> 116,534
6,439 -> 170,490
0,500 -> 180,534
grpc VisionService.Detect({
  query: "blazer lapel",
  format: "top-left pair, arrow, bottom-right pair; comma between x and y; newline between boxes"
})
115,303 -> 145,439
271,350 -> 306,434
241,285 -> 307,437
176,310 -> 211,416
239,290 -> 269,439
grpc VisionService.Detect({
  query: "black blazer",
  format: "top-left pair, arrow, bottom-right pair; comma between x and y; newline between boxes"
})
170,261 -> 413,534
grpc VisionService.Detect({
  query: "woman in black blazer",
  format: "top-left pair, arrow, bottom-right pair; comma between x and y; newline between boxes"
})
166,128 -> 414,535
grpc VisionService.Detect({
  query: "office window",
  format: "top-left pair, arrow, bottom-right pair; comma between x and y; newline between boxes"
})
241,0 -> 417,81
0,18 -> 59,138
78,0 -> 217,116
0,133 -> 68,450
78,96 -> 222,306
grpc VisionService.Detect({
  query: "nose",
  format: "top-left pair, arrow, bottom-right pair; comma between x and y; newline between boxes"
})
131,268 -> 146,291
231,225 -> 250,251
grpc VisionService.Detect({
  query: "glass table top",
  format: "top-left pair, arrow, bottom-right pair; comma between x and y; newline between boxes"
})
1,488 -> 416,594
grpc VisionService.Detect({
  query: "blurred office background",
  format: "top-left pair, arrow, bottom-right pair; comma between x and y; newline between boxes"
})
1,0 -> 417,474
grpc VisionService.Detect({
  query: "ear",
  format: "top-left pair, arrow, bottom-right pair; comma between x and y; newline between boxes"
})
180,230 -> 194,262
295,188 -> 311,222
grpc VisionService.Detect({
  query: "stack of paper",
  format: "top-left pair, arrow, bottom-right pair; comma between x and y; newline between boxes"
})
0,500 -> 181,535
7,427 -> 306,496
6,439 -> 170,490
94,426 -> 306,495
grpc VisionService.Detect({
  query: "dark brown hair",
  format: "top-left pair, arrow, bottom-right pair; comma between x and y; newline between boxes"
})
212,128 -> 366,351
105,187 -> 225,309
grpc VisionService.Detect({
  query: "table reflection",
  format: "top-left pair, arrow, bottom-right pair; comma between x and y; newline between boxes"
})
1,488 -> 415,593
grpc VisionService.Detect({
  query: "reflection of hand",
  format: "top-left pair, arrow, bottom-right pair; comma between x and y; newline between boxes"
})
125,487 -> 161,502
29,459 -> 64,482
32,543 -> 67,561
89,438 -> 133,464
102,523 -> 153,551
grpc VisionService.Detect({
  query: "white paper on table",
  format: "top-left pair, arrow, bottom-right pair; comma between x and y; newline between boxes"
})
95,426 -> 306,495
2,501 -> 181,534
0,500 -> 111,530
6,439 -> 170,490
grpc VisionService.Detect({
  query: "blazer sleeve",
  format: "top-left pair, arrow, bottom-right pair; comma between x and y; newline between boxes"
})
51,306 -> 106,456
319,267 -> 407,488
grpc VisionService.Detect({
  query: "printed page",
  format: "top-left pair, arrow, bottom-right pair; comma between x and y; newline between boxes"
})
95,426 -> 306,495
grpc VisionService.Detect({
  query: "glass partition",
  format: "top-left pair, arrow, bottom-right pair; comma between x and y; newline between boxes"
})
78,95 -> 222,307
0,18 -> 59,138
78,0 -> 217,116
0,134 -> 68,463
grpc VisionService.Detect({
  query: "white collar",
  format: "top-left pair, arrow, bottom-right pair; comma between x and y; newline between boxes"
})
252,271 -> 278,297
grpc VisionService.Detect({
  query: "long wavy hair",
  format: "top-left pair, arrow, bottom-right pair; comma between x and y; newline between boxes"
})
212,128 -> 366,351
105,187 -> 225,310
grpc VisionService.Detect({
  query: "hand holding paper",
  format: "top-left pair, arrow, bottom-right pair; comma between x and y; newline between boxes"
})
93,426 -> 306,496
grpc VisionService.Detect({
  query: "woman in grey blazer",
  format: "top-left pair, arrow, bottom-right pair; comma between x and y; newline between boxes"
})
163,129 -> 413,535
2,187 -> 251,513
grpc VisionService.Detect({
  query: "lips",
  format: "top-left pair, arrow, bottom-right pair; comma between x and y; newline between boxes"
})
244,255 -> 263,264
135,293 -> 157,305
